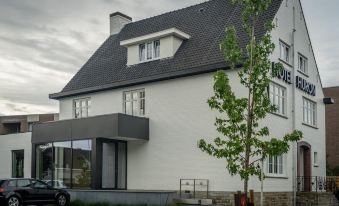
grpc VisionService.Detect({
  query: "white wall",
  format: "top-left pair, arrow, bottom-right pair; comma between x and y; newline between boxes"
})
0,133 -> 32,178
57,0 -> 325,192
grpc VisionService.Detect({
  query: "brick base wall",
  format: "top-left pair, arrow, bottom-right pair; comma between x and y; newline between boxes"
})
296,192 -> 339,206
180,191 -> 293,206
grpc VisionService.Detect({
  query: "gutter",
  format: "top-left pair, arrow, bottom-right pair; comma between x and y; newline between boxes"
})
291,3 -> 297,206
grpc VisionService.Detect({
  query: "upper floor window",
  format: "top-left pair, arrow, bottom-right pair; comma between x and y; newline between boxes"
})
139,40 -> 160,62
303,97 -> 317,127
269,82 -> 287,116
123,89 -> 145,116
279,41 -> 290,64
298,54 -> 308,74
267,155 -> 284,176
74,98 -> 91,119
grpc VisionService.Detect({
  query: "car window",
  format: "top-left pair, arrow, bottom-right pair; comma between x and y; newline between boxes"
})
17,179 -> 31,187
31,180 -> 49,189
7,180 -> 16,187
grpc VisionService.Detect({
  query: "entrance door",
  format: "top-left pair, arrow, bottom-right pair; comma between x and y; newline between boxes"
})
102,142 -> 116,188
101,141 -> 127,189
298,142 -> 311,191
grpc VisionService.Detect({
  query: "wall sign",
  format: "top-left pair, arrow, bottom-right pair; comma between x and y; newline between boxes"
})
296,76 -> 316,96
272,62 -> 316,96
272,62 -> 292,84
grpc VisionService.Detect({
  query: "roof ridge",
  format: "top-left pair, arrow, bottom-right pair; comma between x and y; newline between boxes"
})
130,0 -> 213,24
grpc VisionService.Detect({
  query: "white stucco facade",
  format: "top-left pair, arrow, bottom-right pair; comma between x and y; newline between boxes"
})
53,0 -> 325,193
0,133 -> 32,179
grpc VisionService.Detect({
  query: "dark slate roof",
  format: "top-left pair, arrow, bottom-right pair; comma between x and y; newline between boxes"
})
50,0 -> 283,99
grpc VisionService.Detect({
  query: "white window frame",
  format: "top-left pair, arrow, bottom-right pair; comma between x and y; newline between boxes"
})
139,40 -> 160,62
266,155 -> 286,177
123,89 -> 145,116
269,82 -> 287,116
298,53 -> 308,74
73,98 -> 91,119
279,40 -> 290,64
302,97 -> 317,127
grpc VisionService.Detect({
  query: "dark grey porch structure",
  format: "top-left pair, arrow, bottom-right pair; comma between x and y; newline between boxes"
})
31,113 -> 149,190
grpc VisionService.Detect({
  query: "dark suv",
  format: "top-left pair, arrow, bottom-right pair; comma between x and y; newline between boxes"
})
0,178 -> 70,206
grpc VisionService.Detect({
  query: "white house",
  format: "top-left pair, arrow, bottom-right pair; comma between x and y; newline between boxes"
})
29,0 -> 327,204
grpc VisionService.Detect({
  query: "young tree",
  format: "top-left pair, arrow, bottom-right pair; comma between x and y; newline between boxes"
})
198,0 -> 302,194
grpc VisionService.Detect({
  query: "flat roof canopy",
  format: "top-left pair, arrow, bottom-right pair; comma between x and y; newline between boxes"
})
32,113 -> 149,144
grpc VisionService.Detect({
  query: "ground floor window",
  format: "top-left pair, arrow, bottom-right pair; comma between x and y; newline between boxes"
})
12,150 -> 24,178
36,140 -> 92,189
35,139 -> 126,189
267,155 -> 285,176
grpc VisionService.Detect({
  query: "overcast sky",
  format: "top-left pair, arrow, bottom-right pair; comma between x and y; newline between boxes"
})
0,0 -> 338,115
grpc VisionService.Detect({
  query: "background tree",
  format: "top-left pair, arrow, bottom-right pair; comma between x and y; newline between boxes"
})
198,0 -> 302,194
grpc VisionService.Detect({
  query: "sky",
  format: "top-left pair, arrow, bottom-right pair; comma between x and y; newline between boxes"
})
0,0 -> 338,115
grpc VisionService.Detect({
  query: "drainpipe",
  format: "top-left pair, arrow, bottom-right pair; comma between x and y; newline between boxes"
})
291,2 -> 297,206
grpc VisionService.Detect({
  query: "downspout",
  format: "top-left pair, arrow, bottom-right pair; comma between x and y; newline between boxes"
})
291,2 -> 297,206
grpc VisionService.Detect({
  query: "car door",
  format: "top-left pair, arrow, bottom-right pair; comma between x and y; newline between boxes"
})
31,180 -> 55,202
16,179 -> 39,203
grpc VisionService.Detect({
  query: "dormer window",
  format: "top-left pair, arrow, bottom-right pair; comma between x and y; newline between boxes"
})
139,40 -> 160,62
121,28 -> 190,66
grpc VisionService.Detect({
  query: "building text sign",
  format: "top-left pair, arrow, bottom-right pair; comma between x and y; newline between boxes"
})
272,62 -> 316,96
296,76 -> 316,96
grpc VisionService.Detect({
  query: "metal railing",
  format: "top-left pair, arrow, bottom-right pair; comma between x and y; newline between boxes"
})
179,179 -> 209,199
296,176 -> 337,192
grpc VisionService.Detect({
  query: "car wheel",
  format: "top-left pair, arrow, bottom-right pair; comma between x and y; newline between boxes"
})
7,196 -> 21,206
56,194 -> 68,206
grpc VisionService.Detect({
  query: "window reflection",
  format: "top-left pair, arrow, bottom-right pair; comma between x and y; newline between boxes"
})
53,141 -> 72,188
36,143 -> 53,182
72,140 -> 92,188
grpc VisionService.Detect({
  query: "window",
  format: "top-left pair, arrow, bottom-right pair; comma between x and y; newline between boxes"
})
298,54 -> 308,74
17,179 -> 31,187
7,180 -> 17,187
72,140 -> 92,188
269,83 -> 287,116
123,89 -> 145,116
267,155 -> 284,175
314,152 -> 318,166
12,150 -> 24,178
28,122 -> 33,132
36,140 -> 92,189
74,98 -> 91,118
4,123 -> 21,134
139,40 -> 160,62
53,141 -> 72,188
280,41 -> 290,63
303,98 -> 317,126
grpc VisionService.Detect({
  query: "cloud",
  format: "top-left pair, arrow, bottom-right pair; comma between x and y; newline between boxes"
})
0,0 -> 337,116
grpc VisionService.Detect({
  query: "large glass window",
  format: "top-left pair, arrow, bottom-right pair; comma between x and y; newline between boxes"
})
36,143 -> 53,182
74,98 -> 91,119
124,89 -> 145,116
12,150 -> 24,178
72,140 -> 92,188
303,97 -> 317,126
269,82 -> 287,116
53,141 -> 72,188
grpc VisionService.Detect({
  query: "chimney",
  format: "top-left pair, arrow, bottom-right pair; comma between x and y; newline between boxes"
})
110,12 -> 132,35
